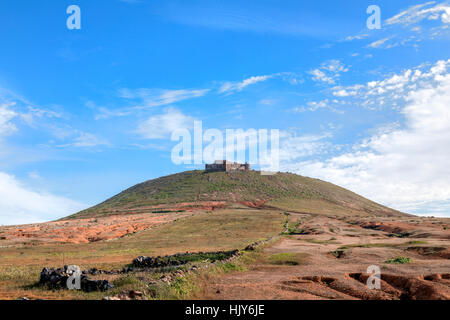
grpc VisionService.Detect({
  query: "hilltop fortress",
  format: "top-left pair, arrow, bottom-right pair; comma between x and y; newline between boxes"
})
205,160 -> 251,172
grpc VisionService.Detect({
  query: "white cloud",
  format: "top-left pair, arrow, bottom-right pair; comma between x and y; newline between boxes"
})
85,101 -> 132,120
314,60 -> 450,112
136,107 -> 196,139
386,1 -> 450,26
0,172 -> 86,225
333,89 -> 357,97
259,98 -> 277,105
282,59 -> 450,216
0,89 -> 71,143
309,60 -> 349,84
343,2 -> 449,52
344,34 -> 369,41
28,171 -> 41,180
0,103 -> 18,136
279,131 -> 332,162
72,133 -> 110,147
306,99 -> 330,111
292,98 -> 347,114
321,60 -> 349,73
58,132 -> 110,148
219,75 -> 272,94
119,88 -> 209,108
309,69 -> 335,84
94,107 -> 132,120
280,72 -> 304,85
367,37 -> 390,48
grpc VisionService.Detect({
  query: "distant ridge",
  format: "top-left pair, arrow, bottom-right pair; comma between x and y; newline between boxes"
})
69,170 -> 406,219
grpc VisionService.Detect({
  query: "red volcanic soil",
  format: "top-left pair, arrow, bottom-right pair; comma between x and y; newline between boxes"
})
0,201 -> 246,246
170,201 -> 228,211
359,220 -> 450,239
0,212 -> 192,245
241,200 -> 267,208
88,201 -> 229,216
0,201 -> 231,246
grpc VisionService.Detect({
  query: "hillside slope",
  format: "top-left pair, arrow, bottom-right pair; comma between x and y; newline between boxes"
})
70,170 -> 406,219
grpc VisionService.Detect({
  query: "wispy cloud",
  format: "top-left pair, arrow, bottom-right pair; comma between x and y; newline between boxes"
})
367,37 -> 391,48
119,88 -> 209,108
278,130 -> 334,162
309,60 -> 349,84
219,75 -> 273,94
58,132 -> 110,148
344,34 -> 369,41
386,1 -> 450,26
136,107 -> 196,139
342,1 -> 450,51
290,99 -> 344,114
94,107 -> 132,120
0,103 -> 18,137
0,86 -> 68,140
154,1 -> 346,37
0,94 -> 109,149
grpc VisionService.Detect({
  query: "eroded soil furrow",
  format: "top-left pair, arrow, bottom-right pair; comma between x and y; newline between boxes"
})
199,214 -> 450,300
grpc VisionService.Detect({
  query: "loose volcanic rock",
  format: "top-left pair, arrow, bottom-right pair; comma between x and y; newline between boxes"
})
132,250 -> 239,269
39,265 -> 114,292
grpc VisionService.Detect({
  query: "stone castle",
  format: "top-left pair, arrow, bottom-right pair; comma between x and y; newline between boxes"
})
205,160 -> 251,172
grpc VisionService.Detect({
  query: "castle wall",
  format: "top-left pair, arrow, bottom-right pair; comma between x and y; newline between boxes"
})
205,161 -> 251,172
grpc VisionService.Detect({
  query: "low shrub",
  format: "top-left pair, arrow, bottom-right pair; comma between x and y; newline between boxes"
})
384,257 -> 412,264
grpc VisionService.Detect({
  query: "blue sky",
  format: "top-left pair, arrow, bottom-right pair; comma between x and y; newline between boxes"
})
0,0 -> 450,224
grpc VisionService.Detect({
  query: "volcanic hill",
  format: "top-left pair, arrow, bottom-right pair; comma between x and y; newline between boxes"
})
2,170 -> 449,301
70,170 -> 404,219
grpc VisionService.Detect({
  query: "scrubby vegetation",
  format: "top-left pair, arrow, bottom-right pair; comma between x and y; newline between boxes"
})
384,257 -> 412,264
132,250 -> 239,268
330,249 -> 346,258
283,221 -> 306,235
